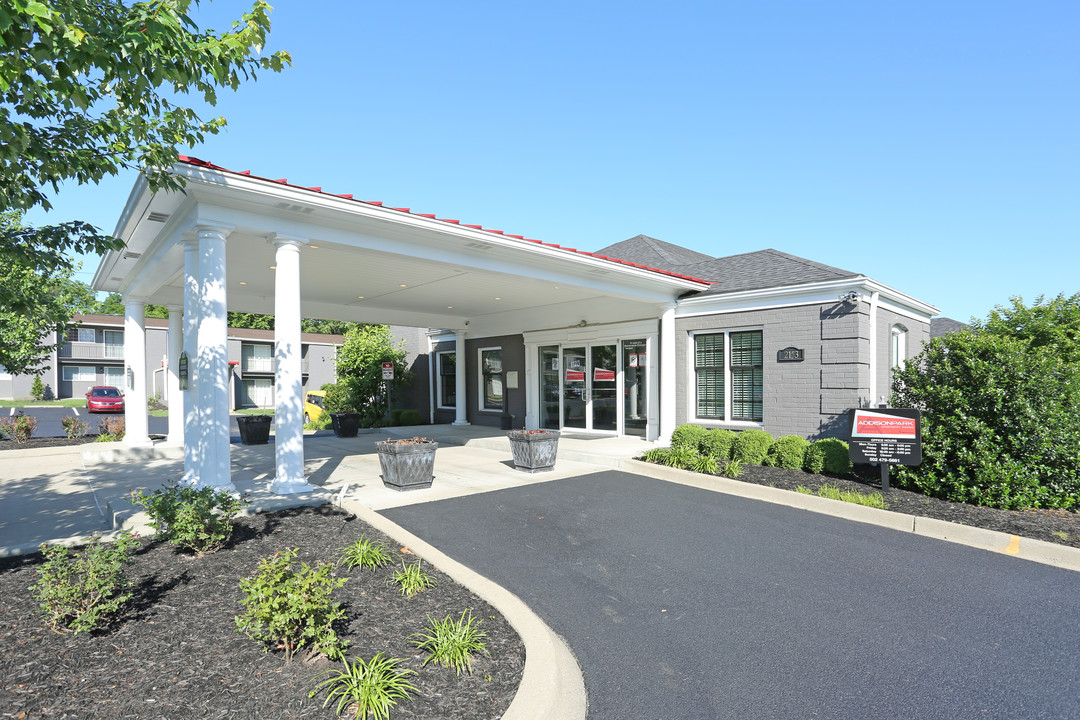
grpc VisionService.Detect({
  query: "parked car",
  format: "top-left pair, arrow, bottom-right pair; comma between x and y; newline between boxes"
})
304,390 -> 326,423
86,386 -> 125,413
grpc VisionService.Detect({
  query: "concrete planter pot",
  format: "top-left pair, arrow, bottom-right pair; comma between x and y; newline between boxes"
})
377,439 -> 438,490
330,412 -> 361,438
507,430 -> 559,472
236,414 -> 271,445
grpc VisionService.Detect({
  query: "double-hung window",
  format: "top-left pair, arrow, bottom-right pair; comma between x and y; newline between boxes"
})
437,351 -> 456,408
694,329 -> 763,422
479,348 -> 503,411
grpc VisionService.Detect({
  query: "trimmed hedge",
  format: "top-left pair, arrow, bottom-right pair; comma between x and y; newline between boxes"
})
804,438 -> 852,475
700,428 -> 736,460
670,424 -> 708,453
764,435 -> 810,470
730,429 -> 774,465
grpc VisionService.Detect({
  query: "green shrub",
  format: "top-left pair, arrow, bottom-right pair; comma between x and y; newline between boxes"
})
670,424 -> 708,453
236,548 -> 348,662
764,435 -> 810,470
638,448 -> 671,465
720,459 -> 743,478
689,453 -> 719,475
340,536 -> 394,571
730,429 -> 773,465
31,375 -> 45,401
322,382 -> 361,414
0,413 -> 37,444
699,429 -> 736,460
32,530 -> 138,634
892,330 -> 1080,509
411,610 -> 489,675
395,409 -> 424,426
130,480 -> 246,554
667,447 -> 697,469
389,560 -> 436,597
62,415 -> 90,438
96,416 -> 124,441
804,438 -> 852,475
310,653 -> 417,720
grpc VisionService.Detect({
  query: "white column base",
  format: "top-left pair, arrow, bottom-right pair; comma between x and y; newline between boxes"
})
270,477 -> 316,495
123,435 -> 155,448
451,419 -> 471,426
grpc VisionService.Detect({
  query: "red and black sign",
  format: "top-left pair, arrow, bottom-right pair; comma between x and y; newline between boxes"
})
847,408 -> 922,466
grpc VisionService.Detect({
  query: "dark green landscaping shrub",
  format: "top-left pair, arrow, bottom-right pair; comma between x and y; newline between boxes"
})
131,480 -> 246,554
236,548 -> 348,662
891,330 -> 1080,509
670,423 -> 708,453
765,435 -> 810,470
33,530 -> 138,634
804,438 -> 852,475
392,409 -> 424,426
730,429 -> 773,465
699,429 -> 736,460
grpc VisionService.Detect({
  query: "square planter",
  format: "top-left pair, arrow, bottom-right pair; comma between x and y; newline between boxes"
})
377,439 -> 438,490
236,414 -> 271,445
330,412 -> 361,438
507,430 -> 559,472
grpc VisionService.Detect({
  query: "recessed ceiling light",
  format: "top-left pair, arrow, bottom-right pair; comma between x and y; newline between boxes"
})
357,296 -> 365,299
399,284 -> 408,288
269,266 -> 276,270
309,245 -> 319,249
494,297 -> 502,300
447,306 -> 453,309
239,281 -> 247,285
553,286 -> 560,290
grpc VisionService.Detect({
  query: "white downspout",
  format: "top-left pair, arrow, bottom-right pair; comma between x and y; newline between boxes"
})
867,290 -> 880,407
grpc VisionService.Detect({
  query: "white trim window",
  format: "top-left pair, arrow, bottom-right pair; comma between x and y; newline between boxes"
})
479,347 -> 503,411
63,365 -> 96,382
693,329 -> 763,423
76,328 -> 96,343
437,350 -> 456,408
890,324 -> 908,390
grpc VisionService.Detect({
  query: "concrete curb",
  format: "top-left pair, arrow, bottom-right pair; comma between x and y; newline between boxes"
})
342,499 -> 589,720
621,459 -> 1080,573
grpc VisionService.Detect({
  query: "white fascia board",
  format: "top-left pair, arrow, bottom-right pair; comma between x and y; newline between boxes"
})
173,162 -> 709,297
676,277 -> 939,320
92,175 -> 152,291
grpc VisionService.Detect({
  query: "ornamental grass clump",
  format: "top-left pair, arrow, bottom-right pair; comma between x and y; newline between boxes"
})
411,610 -> 489,675
340,536 -> 394,571
310,653 -> 417,720
131,480 -> 246,554
236,548 -> 348,662
390,559 -> 436,597
32,530 -> 138,634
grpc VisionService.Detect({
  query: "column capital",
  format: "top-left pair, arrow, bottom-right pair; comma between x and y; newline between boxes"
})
194,222 -> 235,241
268,233 -> 309,249
123,295 -> 147,308
164,303 -> 182,313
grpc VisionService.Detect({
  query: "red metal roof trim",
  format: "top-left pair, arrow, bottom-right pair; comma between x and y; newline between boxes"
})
175,155 -> 714,284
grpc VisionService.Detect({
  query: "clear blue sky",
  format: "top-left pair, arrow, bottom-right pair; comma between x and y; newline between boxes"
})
27,0 -> 1079,323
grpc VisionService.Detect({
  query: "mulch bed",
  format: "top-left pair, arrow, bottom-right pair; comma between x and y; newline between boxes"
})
731,463 -> 1080,549
0,506 -> 525,720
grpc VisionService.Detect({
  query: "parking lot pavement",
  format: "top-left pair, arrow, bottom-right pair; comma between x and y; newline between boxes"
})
4,405 -> 169,438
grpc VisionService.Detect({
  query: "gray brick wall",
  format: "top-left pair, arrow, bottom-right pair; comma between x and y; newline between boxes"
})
675,301 -> 871,440
875,308 -> 931,405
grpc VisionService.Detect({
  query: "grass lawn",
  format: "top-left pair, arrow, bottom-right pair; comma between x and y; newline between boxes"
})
234,408 -> 275,416
0,399 -> 85,408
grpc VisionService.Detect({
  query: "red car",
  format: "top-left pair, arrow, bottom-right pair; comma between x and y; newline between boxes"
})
85,386 -> 125,413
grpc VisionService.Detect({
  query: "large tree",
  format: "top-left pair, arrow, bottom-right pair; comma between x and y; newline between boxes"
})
0,211 -> 97,374
0,0 -> 290,316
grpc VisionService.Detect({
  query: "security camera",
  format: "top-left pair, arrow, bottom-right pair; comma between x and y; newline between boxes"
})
838,291 -> 861,304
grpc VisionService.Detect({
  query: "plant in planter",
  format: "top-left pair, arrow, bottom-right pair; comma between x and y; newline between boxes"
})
507,429 -> 559,472
376,436 -> 438,490
322,382 -> 362,438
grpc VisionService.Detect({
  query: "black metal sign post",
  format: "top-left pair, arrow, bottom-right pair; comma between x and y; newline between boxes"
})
848,408 -> 922,491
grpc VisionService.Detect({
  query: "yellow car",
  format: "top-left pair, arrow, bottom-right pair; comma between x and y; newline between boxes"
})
304,390 -> 327,423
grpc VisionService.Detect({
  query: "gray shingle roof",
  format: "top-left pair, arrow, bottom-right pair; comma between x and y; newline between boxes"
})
930,317 -> 970,338
594,237 -> 860,296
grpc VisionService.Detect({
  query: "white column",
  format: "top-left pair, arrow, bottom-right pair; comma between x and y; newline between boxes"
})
658,305 -> 676,443
181,235 -> 201,484
166,304 -> 184,445
123,297 -> 152,446
196,224 -> 234,490
452,330 -> 469,426
269,234 -> 313,494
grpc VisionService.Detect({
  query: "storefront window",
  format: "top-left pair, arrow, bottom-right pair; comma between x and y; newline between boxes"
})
694,330 -> 763,422
480,348 -> 503,410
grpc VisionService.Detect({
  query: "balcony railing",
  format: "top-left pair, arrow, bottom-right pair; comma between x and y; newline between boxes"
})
240,357 -> 310,374
59,342 -> 124,360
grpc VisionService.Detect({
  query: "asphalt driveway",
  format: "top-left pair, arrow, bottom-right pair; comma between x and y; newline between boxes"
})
382,470 -> 1080,720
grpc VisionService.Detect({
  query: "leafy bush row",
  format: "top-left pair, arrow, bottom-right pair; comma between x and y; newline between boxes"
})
653,424 -> 852,476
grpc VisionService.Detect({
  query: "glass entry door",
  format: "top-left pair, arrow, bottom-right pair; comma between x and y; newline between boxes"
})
562,347 -> 587,429
539,346 -> 560,430
622,339 -> 647,437
591,345 -> 617,431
